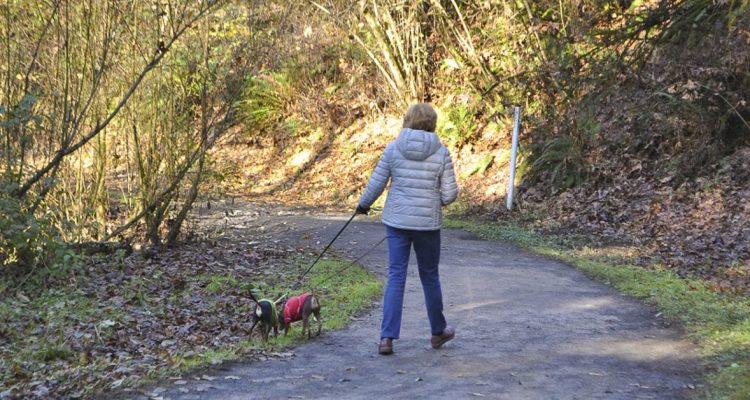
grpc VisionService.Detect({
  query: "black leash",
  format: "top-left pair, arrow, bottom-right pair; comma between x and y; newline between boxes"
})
293,210 -> 358,289
309,235 -> 387,289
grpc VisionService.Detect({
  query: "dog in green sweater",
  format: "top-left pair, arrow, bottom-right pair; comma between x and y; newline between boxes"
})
250,298 -> 279,341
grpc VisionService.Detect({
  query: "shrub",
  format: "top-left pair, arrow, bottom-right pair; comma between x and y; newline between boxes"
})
437,103 -> 478,147
0,182 -> 65,280
237,71 -> 293,137
528,134 -> 586,190
527,107 -> 599,191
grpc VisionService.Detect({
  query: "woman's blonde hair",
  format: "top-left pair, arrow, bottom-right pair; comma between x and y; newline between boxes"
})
402,103 -> 437,132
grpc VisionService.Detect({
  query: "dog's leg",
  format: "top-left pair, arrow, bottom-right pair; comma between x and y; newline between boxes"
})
303,314 -> 310,339
248,320 -> 258,338
309,296 -> 322,337
315,308 -> 322,336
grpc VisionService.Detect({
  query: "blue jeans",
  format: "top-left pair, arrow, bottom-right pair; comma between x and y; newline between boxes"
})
381,225 -> 447,340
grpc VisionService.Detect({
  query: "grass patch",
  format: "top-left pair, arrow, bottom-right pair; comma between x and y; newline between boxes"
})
1,252 -> 381,398
206,275 -> 239,294
444,217 -> 750,400
0,289 -> 114,395
244,258 -> 382,346
161,256 -> 381,393
309,259 -> 383,330
167,258 -> 381,371
175,348 -> 241,370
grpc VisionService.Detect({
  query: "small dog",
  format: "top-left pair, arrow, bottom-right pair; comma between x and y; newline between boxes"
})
278,293 -> 321,339
250,298 -> 278,341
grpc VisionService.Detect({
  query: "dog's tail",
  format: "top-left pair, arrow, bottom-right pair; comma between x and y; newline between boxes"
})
247,289 -> 260,305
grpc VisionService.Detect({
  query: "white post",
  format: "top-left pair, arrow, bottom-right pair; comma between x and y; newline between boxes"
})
506,106 -> 521,211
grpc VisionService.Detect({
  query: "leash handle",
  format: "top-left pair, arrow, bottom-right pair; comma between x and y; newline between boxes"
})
294,210 -> 358,288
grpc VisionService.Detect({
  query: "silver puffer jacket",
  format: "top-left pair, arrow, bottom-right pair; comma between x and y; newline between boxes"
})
358,128 -> 459,231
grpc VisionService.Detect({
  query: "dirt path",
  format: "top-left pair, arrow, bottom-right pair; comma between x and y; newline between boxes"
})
139,205 -> 700,400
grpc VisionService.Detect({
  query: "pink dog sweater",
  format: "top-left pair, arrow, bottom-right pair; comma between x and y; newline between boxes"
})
283,293 -> 312,324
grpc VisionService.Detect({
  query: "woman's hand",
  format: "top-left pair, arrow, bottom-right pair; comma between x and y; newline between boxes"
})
356,204 -> 370,215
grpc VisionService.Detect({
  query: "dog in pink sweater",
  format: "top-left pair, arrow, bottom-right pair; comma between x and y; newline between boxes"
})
278,293 -> 322,339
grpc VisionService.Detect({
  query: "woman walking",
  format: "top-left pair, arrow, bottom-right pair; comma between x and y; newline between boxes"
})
356,103 -> 459,355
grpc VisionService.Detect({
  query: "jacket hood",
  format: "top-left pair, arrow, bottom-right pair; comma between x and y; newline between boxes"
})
395,128 -> 442,161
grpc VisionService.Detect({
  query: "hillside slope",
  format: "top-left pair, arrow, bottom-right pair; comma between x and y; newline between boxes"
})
214,2 -> 749,294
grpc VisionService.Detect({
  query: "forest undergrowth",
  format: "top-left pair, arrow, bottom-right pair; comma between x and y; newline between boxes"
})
0,202 -> 381,399
2,0 -> 749,398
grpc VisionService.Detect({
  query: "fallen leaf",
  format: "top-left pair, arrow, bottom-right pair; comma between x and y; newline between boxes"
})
110,378 -> 125,389
98,319 -> 116,329
151,387 -> 166,395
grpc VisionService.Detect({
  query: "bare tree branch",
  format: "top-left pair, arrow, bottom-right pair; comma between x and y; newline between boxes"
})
16,0 -> 222,198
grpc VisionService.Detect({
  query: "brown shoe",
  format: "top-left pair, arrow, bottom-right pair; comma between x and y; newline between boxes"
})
378,338 -> 393,355
431,326 -> 455,349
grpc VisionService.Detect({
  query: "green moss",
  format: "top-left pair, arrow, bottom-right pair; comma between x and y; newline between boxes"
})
444,217 -> 750,399
175,348 -> 241,370
205,274 -> 238,294
34,342 -> 74,362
